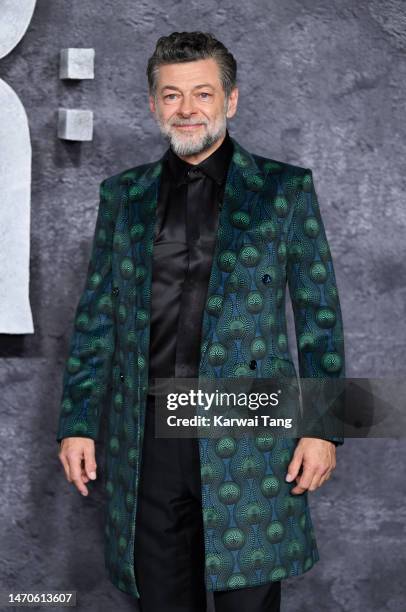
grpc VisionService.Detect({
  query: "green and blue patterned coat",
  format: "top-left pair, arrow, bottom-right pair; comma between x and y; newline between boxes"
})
56,135 -> 345,599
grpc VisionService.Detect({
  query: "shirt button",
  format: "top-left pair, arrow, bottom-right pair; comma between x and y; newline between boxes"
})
262,274 -> 272,285
249,359 -> 257,370
120,373 -> 125,382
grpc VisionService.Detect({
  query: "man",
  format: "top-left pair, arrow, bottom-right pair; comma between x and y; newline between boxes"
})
57,31 -> 345,612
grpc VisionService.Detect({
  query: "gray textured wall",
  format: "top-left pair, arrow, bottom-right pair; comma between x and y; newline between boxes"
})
0,1 -> 405,610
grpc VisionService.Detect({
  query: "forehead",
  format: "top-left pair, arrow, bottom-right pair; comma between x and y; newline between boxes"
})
156,58 -> 222,90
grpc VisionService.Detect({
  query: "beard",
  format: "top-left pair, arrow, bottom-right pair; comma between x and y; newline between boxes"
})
154,98 -> 229,157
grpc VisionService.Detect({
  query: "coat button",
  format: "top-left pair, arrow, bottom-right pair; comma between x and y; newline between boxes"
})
262,274 -> 272,284
112,287 -> 119,296
249,359 -> 257,370
120,373 -> 125,381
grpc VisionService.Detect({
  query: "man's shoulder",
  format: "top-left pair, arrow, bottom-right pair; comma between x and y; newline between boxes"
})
100,160 -> 160,189
250,150 -> 310,178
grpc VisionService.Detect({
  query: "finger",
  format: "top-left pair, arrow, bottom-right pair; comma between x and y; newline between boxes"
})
286,446 -> 304,483
309,462 -> 332,490
290,463 -> 317,494
83,445 -> 97,481
81,465 -> 90,483
318,470 -> 332,488
308,470 -> 324,491
58,452 -> 71,482
69,453 -> 89,496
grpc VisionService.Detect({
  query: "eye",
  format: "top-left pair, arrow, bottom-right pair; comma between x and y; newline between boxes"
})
164,94 -> 177,100
199,92 -> 211,99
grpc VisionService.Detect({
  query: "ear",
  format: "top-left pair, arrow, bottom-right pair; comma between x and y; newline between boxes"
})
149,94 -> 156,114
226,87 -> 239,119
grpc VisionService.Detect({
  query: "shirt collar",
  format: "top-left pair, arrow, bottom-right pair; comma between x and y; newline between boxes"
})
164,128 -> 234,187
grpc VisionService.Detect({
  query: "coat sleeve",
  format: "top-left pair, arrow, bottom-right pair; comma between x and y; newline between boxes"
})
56,178 -> 117,444
286,168 -> 345,446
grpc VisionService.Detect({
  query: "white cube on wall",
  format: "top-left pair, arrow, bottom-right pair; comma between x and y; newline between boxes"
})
59,48 -> 95,80
57,108 -> 93,141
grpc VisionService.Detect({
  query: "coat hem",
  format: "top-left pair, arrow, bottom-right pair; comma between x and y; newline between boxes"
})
204,550 -> 320,593
106,550 -> 320,599
106,566 -> 141,600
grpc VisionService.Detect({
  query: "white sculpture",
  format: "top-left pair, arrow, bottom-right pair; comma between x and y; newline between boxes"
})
0,0 -> 37,333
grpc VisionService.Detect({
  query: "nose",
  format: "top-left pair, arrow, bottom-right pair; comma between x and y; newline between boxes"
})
178,94 -> 197,116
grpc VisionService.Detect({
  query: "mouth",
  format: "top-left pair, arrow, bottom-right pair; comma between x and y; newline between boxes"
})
173,123 -> 205,130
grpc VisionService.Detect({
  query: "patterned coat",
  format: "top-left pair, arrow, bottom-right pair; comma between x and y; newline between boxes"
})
56,135 -> 345,599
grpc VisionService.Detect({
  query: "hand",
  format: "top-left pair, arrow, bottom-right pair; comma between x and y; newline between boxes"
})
286,437 -> 336,494
58,437 -> 98,496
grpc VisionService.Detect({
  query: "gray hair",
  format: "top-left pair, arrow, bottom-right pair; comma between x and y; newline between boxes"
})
146,31 -> 237,101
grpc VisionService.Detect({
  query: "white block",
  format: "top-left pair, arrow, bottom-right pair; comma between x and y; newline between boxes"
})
59,48 -> 95,80
0,79 -> 34,333
57,108 -> 93,141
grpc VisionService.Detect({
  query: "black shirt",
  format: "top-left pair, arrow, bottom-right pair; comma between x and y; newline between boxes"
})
147,128 -> 234,394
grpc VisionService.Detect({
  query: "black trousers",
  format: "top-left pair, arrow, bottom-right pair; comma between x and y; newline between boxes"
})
134,394 -> 281,612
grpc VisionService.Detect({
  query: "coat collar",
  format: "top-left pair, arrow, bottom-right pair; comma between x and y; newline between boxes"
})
121,134 -> 269,197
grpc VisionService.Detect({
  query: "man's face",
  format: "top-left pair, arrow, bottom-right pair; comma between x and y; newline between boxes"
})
149,57 -> 238,158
